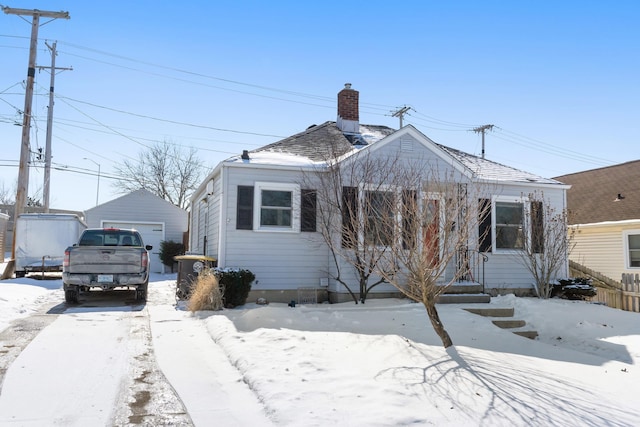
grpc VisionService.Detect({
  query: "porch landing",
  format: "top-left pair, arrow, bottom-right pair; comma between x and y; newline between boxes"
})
436,282 -> 491,304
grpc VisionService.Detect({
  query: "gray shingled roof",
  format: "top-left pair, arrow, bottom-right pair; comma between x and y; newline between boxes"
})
245,121 -> 560,186
439,145 -> 563,185
251,121 -> 394,162
554,160 -> 640,224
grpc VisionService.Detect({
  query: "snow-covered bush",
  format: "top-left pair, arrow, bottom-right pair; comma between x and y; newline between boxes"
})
213,268 -> 255,308
551,277 -> 596,300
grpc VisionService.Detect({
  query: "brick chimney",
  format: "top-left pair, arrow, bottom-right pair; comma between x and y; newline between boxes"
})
337,83 -> 359,133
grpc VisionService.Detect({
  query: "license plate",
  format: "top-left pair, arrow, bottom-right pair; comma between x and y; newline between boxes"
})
97,274 -> 113,283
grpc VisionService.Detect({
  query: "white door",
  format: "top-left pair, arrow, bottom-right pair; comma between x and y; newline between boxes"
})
102,221 -> 165,273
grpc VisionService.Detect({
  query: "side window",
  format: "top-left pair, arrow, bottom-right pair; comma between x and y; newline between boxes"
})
238,182 -> 301,232
495,201 -> 524,250
260,189 -> 293,227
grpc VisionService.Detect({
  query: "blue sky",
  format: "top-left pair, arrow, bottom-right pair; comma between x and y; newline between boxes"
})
1,1 -> 638,211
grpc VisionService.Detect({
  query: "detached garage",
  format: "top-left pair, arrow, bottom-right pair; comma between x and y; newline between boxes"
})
84,189 -> 188,273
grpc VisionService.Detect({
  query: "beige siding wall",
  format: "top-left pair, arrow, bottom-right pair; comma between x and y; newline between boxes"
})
570,221 -> 640,282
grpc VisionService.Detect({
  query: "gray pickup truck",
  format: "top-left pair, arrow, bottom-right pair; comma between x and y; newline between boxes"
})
62,228 -> 152,303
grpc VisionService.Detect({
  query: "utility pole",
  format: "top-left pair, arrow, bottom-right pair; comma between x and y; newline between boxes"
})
37,41 -> 72,212
2,6 -> 70,277
391,106 -> 412,128
472,124 -> 494,159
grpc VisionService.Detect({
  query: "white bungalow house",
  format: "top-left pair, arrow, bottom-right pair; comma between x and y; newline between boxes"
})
190,85 -> 569,302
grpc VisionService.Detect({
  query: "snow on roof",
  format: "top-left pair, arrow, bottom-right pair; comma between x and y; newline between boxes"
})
439,145 -> 563,185
226,121 -> 562,185
227,150 -> 318,167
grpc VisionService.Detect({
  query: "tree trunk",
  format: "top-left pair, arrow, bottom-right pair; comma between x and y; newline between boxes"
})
424,301 -> 453,348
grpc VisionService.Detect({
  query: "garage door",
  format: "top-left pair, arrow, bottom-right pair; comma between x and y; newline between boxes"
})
102,221 -> 165,273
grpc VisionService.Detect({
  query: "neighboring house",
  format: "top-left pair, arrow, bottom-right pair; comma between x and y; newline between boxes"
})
84,189 -> 188,273
190,84 -> 569,302
554,161 -> 640,283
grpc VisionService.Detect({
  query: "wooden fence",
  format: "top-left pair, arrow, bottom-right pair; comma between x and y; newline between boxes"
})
570,261 -> 640,313
593,274 -> 640,313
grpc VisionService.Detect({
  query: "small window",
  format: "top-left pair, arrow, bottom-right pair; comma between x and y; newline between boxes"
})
253,182 -> 300,232
628,234 -> 640,267
260,189 -> 292,227
495,201 -> 524,250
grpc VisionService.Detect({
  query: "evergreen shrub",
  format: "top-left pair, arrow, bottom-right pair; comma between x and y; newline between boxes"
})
213,268 -> 255,308
551,277 -> 597,300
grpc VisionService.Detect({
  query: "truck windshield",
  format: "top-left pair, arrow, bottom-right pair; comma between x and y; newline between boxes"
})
79,230 -> 141,246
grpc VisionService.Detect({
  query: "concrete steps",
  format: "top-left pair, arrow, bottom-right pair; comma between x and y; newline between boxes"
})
436,282 -> 491,304
464,307 -> 538,340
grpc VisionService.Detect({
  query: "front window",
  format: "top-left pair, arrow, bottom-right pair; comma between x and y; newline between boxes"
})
364,190 -> 395,246
628,233 -> 640,267
495,201 -> 524,250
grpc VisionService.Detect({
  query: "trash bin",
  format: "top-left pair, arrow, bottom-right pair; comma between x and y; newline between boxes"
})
174,255 -> 217,299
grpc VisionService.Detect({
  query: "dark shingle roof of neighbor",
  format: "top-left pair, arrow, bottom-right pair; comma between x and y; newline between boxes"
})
553,160 -> 640,225
244,121 -> 563,185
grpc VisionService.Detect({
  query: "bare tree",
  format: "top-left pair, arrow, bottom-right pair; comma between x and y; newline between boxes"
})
512,191 -> 575,299
113,141 -> 205,209
304,150 -> 407,303
363,164 -> 490,348
306,147 -> 491,350
0,181 -> 14,205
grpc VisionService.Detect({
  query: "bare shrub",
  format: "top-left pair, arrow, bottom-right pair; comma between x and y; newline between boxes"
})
187,271 -> 224,312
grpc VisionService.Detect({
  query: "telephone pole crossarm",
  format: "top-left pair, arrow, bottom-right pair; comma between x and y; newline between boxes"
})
472,124 -> 494,159
391,106 -> 412,128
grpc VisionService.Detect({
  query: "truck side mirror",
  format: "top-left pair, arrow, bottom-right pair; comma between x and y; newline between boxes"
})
146,245 -> 153,251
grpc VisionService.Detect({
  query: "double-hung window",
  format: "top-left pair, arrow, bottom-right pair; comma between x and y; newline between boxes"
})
494,200 -> 524,250
250,182 -> 301,232
364,189 -> 395,246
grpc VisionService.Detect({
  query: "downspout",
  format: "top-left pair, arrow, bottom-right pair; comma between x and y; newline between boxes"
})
217,165 -> 227,268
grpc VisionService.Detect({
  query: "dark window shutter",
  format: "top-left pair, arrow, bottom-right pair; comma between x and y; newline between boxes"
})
402,190 -> 418,250
301,189 -> 317,232
342,186 -> 358,248
479,198 -> 492,252
530,201 -> 544,253
236,186 -> 254,230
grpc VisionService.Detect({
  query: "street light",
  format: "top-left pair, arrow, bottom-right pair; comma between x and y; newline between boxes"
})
83,157 -> 100,206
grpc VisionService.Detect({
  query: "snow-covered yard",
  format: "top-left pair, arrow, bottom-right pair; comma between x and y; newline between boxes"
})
1,272 -> 639,426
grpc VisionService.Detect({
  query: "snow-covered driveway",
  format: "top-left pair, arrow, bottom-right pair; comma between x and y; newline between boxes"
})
0,276 -> 272,426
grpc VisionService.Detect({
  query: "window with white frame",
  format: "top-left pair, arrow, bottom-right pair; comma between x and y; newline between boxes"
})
494,200 -> 524,250
625,231 -> 640,268
364,189 -> 395,246
253,182 -> 300,232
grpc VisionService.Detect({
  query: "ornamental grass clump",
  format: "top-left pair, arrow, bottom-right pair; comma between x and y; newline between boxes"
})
187,270 -> 224,312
